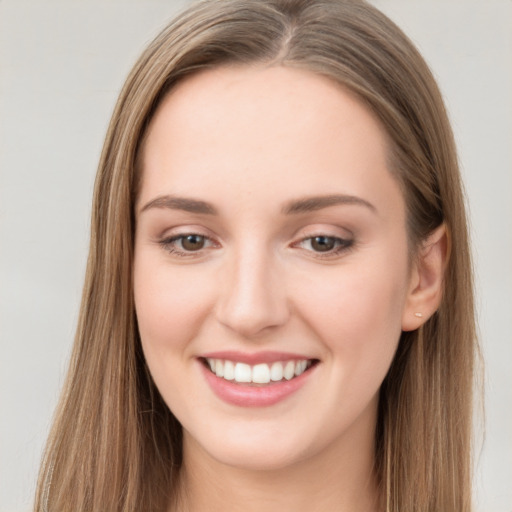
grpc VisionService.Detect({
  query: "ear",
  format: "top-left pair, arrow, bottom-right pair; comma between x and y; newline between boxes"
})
402,224 -> 449,331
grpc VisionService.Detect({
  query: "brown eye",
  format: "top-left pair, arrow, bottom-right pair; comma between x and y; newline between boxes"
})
295,235 -> 354,258
310,236 -> 336,252
181,234 -> 206,251
159,233 -> 216,257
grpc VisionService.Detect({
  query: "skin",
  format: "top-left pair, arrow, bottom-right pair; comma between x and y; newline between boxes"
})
133,65 -> 446,512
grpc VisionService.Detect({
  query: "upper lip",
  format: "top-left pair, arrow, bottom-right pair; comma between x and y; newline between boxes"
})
199,350 -> 317,365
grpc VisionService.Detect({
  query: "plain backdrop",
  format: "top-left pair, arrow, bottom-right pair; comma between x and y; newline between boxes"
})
1,1 -> 511,511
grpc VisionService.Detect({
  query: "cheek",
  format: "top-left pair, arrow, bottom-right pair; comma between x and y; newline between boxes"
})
295,251 -> 409,372
133,256 -> 221,416
133,256 -> 214,360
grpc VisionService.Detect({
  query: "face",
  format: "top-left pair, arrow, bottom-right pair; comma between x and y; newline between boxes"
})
134,66 -> 414,471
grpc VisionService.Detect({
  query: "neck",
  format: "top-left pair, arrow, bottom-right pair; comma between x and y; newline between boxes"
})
173,405 -> 381,512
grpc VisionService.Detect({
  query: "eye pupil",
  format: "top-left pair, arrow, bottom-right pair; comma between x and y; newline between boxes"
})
311,236 -> 336,252
182,234 -> 205,251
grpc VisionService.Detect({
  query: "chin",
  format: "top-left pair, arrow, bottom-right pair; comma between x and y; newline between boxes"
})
184,424 -> 313,472
210,445 -> 308,472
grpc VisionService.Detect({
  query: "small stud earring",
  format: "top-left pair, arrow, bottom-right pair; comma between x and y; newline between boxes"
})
414,312 -> 423,318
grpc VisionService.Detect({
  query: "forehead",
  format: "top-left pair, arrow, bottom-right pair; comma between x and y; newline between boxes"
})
144,65 -> 387,157
138,65 -> 402,222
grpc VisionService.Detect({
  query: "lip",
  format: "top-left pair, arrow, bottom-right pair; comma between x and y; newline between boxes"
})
199,354 -> 318,407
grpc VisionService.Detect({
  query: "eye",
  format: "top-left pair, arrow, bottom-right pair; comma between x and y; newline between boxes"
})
159,233 -> 217,257
179,234 -> 206,251
309,236 -> 338,252
296,235 -> 353,257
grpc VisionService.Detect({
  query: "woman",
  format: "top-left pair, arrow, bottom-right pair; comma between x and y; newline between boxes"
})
35,0 -> 478,510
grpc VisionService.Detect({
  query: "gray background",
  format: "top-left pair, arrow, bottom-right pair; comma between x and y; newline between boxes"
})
1,1 -> 511,510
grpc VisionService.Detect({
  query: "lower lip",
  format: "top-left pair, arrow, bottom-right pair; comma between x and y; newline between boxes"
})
200,362 -> 315,407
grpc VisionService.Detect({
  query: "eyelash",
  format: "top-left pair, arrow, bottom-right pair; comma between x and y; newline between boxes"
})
159,234 -> 217,258
293,235 -> 354,258
158,233 -> 354,259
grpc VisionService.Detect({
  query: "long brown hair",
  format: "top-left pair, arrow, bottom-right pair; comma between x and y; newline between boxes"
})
35,1 -> 478,510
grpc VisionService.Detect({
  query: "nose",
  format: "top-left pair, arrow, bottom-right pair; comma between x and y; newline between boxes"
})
215,242 -> 290,338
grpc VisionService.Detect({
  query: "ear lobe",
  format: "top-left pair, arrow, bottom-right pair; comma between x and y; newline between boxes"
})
402,224 -> 449,331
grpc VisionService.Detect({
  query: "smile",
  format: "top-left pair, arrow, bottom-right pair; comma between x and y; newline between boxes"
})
203,358 -> 315,384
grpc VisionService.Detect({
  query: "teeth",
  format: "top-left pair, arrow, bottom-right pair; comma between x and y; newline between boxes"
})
284,361 -> 295,380
234,363 -> 251,383
214,359 -> 224,378
205,358 -> 312,384
224,360 -> 235,380
295,360 -> 307,376
270,362 -> 283,381
252,363 -> 271,384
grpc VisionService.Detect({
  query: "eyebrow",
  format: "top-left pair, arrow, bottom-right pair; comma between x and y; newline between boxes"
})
282,194 -> 377,215
139,195 -> 218,215
139,193 -> 376,216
